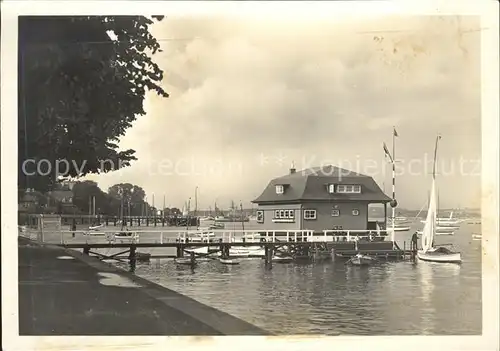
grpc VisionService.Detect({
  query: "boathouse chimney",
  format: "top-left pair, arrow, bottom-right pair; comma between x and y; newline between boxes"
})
290,161 -> 296,174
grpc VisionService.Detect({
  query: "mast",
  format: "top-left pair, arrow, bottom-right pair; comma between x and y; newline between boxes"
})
186,197 -> 191,231
163,194 -> 166,219
391,127 -> 397,248
194,186 -> 198,217
120,190 -> 124,230
152,193 -> 155,222
92,196 -> 96,217
195,186 -> 198,229
240,202 -> 245,231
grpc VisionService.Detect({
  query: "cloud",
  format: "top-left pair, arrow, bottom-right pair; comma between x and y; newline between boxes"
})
87,15 -> 481,210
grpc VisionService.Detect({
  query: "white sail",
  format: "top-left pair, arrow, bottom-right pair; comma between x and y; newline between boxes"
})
417,135 -> 461,264
421,171 -> 437,253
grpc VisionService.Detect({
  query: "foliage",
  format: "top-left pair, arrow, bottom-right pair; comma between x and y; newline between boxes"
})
70,181 -> 153,216
72,180 -> 114,215
18,16 -> 168,192
108,182 -> 148,216
163,207 -> 182,216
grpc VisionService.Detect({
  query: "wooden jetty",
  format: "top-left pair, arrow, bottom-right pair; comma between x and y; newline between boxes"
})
22,213 -> 199,228
43,229 -> 414,268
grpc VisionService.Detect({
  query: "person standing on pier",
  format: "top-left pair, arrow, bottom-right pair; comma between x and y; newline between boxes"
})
411,231 -> 418,251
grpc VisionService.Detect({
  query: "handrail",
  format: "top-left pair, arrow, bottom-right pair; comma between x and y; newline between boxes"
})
38,228 -> 394,246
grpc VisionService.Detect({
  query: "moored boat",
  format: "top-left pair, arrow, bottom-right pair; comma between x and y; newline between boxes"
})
417,135 -> 461,264
219,257 -> 241,265
209,223 -> 225,230
346,253 -> 377,266
184,246 -> 209,255
387,225 -> 411,232
113,231 -> 139,243
174,257 -> 197,266
272,255 -> 293,263
417,247 -> 462,263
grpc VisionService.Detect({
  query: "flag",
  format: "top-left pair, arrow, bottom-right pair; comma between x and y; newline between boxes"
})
383,142 -> 393,162
393,128 -> 398,137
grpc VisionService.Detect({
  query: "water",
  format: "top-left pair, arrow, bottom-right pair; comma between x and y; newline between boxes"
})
114,223 -> 481,335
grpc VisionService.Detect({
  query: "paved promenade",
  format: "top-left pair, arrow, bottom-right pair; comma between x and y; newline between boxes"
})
18,237 -> 268,335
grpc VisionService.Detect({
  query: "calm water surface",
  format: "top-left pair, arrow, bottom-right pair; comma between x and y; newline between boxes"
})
115,224 -> 482,335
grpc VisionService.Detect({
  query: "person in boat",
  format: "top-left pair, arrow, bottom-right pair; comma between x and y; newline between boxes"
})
411,232 -> 418,251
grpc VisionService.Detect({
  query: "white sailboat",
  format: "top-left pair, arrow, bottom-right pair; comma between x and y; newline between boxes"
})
421,211 -> 462,227
471,233 -> 482,241
417,136 -> 461,264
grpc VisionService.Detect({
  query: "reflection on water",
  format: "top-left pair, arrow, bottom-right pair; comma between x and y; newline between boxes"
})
114,225 -> 481,335
418,262 -> 436,334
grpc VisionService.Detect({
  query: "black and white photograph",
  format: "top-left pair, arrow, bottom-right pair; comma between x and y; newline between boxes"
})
1,1 -> 498,350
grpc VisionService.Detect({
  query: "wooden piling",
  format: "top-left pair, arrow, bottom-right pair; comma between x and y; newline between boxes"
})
265,246 -> 273,268
177,245 -> 183,258
129,245 -> 137,263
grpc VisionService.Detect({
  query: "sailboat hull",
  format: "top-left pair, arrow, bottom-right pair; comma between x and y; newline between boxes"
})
387,226 -> 411,232
417,250 -> 462,263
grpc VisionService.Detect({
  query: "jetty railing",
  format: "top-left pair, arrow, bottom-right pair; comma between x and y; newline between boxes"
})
20,225 -> 395,246
322,229 -> 390,242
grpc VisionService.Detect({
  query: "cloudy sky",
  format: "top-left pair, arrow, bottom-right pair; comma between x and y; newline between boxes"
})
87,15 -> 481,210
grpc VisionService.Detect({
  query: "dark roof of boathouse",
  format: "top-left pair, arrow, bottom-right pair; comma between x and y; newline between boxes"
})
252,165 -> 391,204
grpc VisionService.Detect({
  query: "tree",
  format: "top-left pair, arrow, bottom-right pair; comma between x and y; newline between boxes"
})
166,207 -> 181,216
19,16 -> 168,192
72,180 -> 110,214
108,183 -> 147,216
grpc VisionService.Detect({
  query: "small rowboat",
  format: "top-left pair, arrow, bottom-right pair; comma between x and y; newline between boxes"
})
272,255 -> 293,263
472,233 -> 482,241
174,257 -> 196,266
219,258 -> 241,265
346,253 -> 377,266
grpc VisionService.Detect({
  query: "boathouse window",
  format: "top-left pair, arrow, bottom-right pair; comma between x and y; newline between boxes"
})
272,209 -> 295,222
257,210 -> 264,223
352,209 -> 360,216
336,184 -> 362,193
273,210 -> 293,219
332,209 -> 340,217
304,209 -> 317,220
275,185 -> 284,194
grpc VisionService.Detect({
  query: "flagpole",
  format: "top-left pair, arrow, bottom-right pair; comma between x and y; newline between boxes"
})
163,194 -> 166,219
391,127 -> 398,249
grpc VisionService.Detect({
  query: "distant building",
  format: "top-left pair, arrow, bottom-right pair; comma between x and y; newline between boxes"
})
252,165 -> 391,234
18,189 -> 41,213
46,187 -> 76,213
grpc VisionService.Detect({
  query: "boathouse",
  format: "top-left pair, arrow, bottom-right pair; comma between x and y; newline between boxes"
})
252,165 -> 391,234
